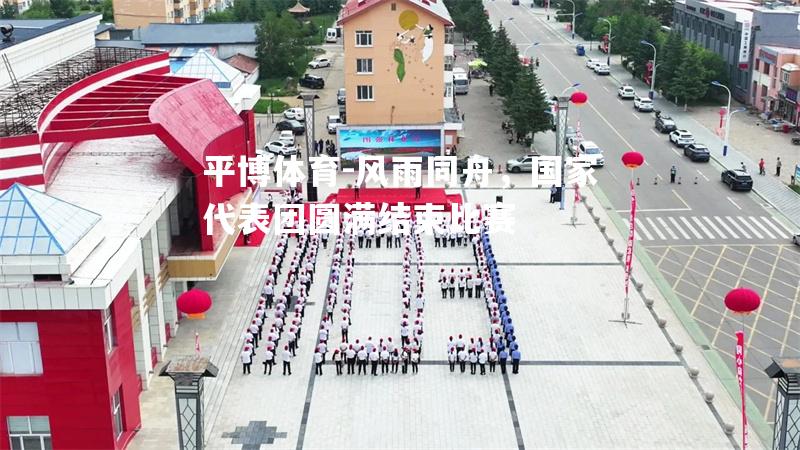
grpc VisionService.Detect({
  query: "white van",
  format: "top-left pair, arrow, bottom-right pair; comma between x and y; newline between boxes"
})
325,28 -> 338,43
453,67 -> 469,95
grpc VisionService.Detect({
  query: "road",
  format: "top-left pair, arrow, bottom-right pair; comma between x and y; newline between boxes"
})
480,0 -> 800,425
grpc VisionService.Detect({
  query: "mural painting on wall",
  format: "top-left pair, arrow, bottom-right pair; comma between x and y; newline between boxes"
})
394,9 -> 434,83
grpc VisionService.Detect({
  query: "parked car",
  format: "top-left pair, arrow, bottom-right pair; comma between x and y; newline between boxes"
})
654,113 -> 677,133
337,88 -> 346,105
278,130 -> 295,146
669,129 -> 695,147
792,234 -> 800,246
578,141 -> 604,167
327,115 -> 342,134
264,141 -> 298,156
299,74 -> 325,89
564,126 -> 577,144
283,107 -> 305,121
276,119 -> 305,135
721,169 -> 753,191
585,59 -> 600,70
633,96 -> 653,112
617,85 -> 635,99
594,63 -> 610,75
308,57 -> 331,69
457,155 -> 494,172
506,154 -> 536,173
683,143 -> 710,162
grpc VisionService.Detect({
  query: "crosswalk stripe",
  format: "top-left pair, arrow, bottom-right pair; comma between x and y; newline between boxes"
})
737,216 -> 763,239
634,218 -> 654,240
646,217 -> 667,240
702,216 -> 726,239
679,217 -> 703,240
726,217 -> 751,239
667,217 -> 691,239
657,217 -> 679,240
691,217 -> 716,239
625,220 -> 642,240
765,217 -> 795,236
714,216 -> 738,239
760,217 -> 788,238
749,217 -> 775,239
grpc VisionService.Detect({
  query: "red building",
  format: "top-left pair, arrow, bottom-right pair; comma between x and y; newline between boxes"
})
1,14 -> 257,449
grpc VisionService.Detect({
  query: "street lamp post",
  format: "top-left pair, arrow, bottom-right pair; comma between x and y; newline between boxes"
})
555,83 -> 581,211
640,40 -> 657,99
711,81 -> 732,157
599,18 -> 611,66
564,0 -> 576,39
297,93 -> 319,202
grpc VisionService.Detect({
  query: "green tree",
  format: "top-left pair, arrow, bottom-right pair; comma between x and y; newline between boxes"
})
695,45 -> 728,96
255,11 -> 304,78
504,67 -> 551,143
658,31 -> 685,95
1,0 -> 16,19
488,26 -> 521,99
669,49 -> 708,108
94,0 -> 113,21
649,0 -> 674,26
204,9 -> 236,22
50,0 -> 75,18
21,0 -> 54,18
629,16 -> 661,79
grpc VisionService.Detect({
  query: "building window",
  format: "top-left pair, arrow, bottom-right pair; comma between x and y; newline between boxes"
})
356,58 -> 373,74
356,85 -> 373,101
445,27 -> 454,44
103,307 -> 116,354
763,62 -> 770,75
355,30 -> 372,47
761,85 -> 768,97
445,82 -> 453,98
444,55 -> 454,72
0,323 -> 43,375
112,389 -> 123,439
7,416 -> 51,450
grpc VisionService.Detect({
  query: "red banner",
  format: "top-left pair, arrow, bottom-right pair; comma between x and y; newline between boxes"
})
195,332 -> 201,355
624,180 -> 636,296
574,183 -> 580,203
736,331 -> 748,450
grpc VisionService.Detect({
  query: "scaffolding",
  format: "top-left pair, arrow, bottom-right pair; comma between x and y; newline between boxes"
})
1,47 -> 163,138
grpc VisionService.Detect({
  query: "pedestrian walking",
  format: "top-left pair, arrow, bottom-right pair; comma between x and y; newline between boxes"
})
489,83 -> 494,96
333,349 -> 343,375
282,345 -> 293,375
669,165 -> 677,184
549,185 -> 557,203
241,345 -> 252,374
415,186 -> 421,199
776,157 -> 782,176
263,347 -> 274,375
314,350 -> 324,375
759,158 -> 766,175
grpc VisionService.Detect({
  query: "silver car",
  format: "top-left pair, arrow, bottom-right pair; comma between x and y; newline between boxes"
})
506,155 -> 536,173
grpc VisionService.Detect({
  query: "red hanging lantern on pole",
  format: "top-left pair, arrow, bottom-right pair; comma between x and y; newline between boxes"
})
569,90 -> 588,106
177,288 -> 213,319
724,287 -> 761,450
621,151 -> 644,169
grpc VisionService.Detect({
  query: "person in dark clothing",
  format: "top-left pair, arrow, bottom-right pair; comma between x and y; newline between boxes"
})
489,84 -> 494,96
669,165 -> 677,184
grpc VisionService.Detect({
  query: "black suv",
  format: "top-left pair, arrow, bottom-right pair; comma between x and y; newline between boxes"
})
721,169 -> 753,191
299,74 -> 325,89
276,119 -> 305,135
654,111 -> 677,133
683,143 -> 710,162
457,155 -> 494,173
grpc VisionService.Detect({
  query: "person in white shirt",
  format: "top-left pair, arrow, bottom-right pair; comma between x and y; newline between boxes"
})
340,318 -> 349,342
414,295 -> 425,314
478,350 -> 488,375
489,347 -> 498,373
357,346 -> 368,375
380,347 -> 390,374
468,350 -> 478,375
458,273 -> 466,298
263,283 -> 274,308
314,351 -> 324,375
365,337 -> 375,354
263,347 -> 274,375
369,349 -> 380,376
410,350 -> 420,374
448,349 -> 457,372
448,275 -> 456,298
458,348 -> 468,373
286,329 -> 297,356
391,349 -> 400,373
332,349 -> 343,375
345,345 -> 357,374
466,276 -> 475,298
400,325 -> 410,345
241,345 -> 252,374
282,345 -> 292,375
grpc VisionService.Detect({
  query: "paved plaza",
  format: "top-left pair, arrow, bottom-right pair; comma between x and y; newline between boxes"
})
129,176 -> 762,449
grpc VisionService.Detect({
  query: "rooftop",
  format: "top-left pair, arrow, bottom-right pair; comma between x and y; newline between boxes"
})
0,14 -> 101,51
139,22 -> 258,46
339,0 -> 453,26
225,54 -> 259,75
175,49 -> 243,89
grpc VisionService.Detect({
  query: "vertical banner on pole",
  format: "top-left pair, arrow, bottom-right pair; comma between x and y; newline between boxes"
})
736,330 -> 748,450
624,180 -> 636,297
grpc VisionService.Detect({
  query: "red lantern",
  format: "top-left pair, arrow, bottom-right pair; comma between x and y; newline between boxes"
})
724,288 -> 761,315
621,151 -> 645,169
177,288 -> 213,319
570,91 -> 588,105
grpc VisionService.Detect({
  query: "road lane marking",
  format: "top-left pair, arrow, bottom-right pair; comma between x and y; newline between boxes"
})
760,217 -> 788,238
607,170 -> 618,181
631,113 -> 641,121
615,208 -> 691,213
672,148 -> 682,156
714,216 -> 738,239
672,190 -> 691,209
602,86 -> 609,92
644,160 -> 650,166
635,218 -> 654,240
767,217 -> 796,235
737,216 -> 763,239
679,217 -> 703,239
626,220 -> 642,240
668,217 -> 691,239
701,216 -> 726,239
656,217 -> 679,239
646,217 -> 667,239
691,216 -> 715,239
650,129 -> 661,137
725,217 -> 750,239
696,169 -> 709,181
749,216 -> 775,239
727,197 -> 742,210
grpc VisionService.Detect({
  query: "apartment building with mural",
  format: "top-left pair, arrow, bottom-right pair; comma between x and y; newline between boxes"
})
336,0 -> 462,167
0,13 -> 257,450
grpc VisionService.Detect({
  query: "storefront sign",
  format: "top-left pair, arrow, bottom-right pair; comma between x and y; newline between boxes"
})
786,88 -> 798,103
758,49 -> 778,65
739,20 -> 752,68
